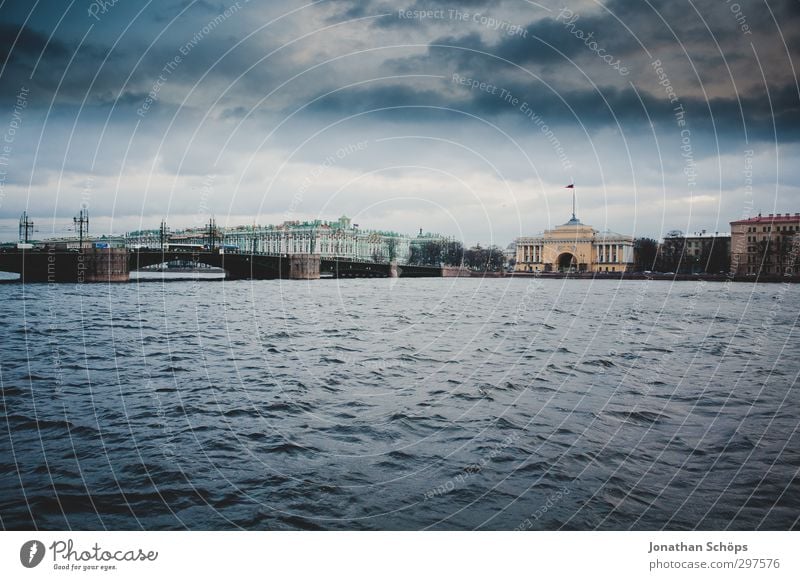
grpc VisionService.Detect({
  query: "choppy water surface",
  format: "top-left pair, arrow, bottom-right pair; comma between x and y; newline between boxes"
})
1,278 -> 798,530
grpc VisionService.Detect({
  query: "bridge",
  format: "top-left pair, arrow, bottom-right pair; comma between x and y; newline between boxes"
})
0,247 -> 445,283
320,258 -> 448,278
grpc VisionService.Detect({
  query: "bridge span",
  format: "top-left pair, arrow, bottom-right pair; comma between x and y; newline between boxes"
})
0,248 -> 445,282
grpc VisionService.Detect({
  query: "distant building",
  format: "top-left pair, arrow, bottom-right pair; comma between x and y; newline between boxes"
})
659,230 -> 731,274
515,213 -> 634,273
125,229 -> 164,249
504,242 -> 516,266
223,216 -> 411,263
94,235 -> 127,248
411,229 -> 452,249
41,237 -> 125,250
123,216 -> 452,264
730,213 -> 800,275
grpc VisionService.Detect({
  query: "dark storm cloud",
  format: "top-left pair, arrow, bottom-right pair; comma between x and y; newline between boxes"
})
0,16 -> 142,104
0,21 -> 70,62
422,0 -> 800,80
303,72 -> 799,145
332,0 -> 800,143
0,21 -> 105,101
0,1 -> 289,111
5,0 -> 795,139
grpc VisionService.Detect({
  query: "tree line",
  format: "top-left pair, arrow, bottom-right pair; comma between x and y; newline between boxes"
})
407,240 -> 505,271
634,236 -> 730,274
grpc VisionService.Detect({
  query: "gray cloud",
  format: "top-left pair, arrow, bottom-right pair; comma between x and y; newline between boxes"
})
0,0 -> 797,243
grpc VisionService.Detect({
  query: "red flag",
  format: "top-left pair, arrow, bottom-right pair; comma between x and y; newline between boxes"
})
565,184 -> 574,188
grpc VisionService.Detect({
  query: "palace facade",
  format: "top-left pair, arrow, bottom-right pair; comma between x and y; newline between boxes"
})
515,214 -> 634,273
222,216 -> 411,262
124,216 -> 454,264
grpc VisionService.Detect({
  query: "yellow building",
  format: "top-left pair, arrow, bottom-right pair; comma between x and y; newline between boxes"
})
515,214 -> 634,273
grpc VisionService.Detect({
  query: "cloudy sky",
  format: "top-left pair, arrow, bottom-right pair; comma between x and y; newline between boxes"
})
0,0 -> 798,245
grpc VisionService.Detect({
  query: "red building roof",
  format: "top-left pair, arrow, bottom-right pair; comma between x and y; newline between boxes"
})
731,213 -> 800,225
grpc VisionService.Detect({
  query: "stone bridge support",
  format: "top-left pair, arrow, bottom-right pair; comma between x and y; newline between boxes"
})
288,254 -> 320,279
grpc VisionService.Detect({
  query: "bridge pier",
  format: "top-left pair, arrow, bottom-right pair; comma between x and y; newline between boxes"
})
83,248 -> 130,282
441,265 -> 471,277
0,248 -> 130,283
288,254 -> 320,279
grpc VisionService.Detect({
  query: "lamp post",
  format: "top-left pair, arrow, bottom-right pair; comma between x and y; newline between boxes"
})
73,209 -> 89,249
19,211 -> 33,244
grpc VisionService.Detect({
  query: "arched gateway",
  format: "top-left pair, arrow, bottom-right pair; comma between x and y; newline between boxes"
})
557,252 -> 578,272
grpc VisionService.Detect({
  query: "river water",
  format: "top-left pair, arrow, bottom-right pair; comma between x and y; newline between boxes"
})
1,278 -> 798,530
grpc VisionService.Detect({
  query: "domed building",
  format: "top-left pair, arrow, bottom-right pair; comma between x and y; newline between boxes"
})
514,213 -> 634,273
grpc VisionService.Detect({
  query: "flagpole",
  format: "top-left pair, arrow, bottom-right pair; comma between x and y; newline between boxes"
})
565,182 -> 576,220
572,184 -> 576,221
